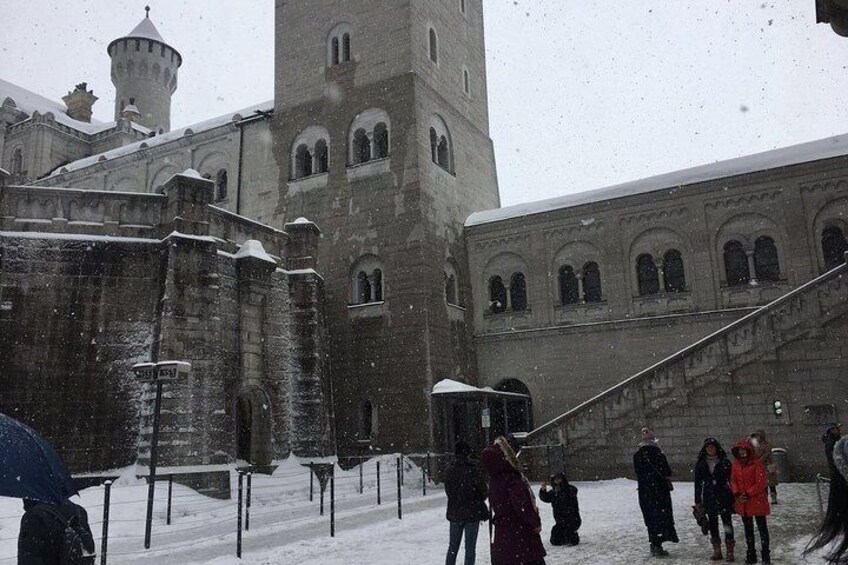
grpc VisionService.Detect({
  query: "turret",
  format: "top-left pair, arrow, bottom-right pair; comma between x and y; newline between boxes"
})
108,6 -> 181,133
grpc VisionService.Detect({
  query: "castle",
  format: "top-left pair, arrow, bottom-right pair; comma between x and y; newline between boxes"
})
1,2 -> 846,481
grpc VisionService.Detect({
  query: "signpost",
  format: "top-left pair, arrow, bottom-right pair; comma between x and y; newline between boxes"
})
481,407 -> 491,444
133,361 -> 191,549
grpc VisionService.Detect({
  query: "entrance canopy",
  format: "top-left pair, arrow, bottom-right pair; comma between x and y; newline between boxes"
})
431,378 -> 530,401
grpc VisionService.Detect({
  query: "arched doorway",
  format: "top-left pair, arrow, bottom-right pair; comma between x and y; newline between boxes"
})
235,389 -> 272,466
491,379 -> 533,439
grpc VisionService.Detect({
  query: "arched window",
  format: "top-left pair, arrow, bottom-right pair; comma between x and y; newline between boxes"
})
348,109 -> 391,166
215,169 -> 228,201
430,115 -> 453,173
331,37 -> 340,65
445,262 -> 460,306
489,276 -> 506,314
353,129 -> 371,164
636,254 -> 659,296
429,28 -> 438,64
822,226 -> 848,271
342,33 -> 351,62
374,123 -> 389,159
724,240 -> 750,286
558,265 -> 579,305
583,262 -> 602,303
460,0 -> 467,14
351,255 -> 384,305
295,144 -> 312,179
463,69 -> 470,95
663,249 -> 685,292
11,147 -> 23,175
510,273 -> 527,312
314,139 -> 329,174
754,236 -> 780,282
291,126 -> 330,180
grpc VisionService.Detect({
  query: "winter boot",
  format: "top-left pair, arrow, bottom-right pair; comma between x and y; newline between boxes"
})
711,542 -> 724,560
760,549 -> 770,564
650,544 -> 670,557
745,547 -> 757,564
725,539 -> 736,562
769,491 -> 778,505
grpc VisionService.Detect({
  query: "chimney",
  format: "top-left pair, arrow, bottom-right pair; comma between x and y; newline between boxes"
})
62,83 -> 98,123
121,97 -> 142,124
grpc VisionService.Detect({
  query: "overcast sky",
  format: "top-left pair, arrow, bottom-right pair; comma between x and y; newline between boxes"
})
3,1 -> 848,207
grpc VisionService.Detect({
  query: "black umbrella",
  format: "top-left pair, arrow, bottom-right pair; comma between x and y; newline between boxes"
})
0,412 -> 78,504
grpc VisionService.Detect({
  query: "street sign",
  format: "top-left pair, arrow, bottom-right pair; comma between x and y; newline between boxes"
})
132,362 -> 156,382
481,408 -> 491,428
156,361 -> 191,381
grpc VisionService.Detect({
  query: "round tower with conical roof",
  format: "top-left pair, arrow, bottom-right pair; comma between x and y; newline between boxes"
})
108,7 -> 181,133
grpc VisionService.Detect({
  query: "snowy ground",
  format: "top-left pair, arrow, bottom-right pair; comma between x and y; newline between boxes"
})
0,456 -> 833,564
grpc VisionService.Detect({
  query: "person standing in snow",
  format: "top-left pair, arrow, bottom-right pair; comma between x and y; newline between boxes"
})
538,472 -> 581,546
731,438 -> 771,564
444,440 -> 489,565
693,437 -> 735,561
749,430 -> 778,505
479,436 -> 547,565
633,427 -> 679,558
18,497 -> 95,565
806,423 -> 848,564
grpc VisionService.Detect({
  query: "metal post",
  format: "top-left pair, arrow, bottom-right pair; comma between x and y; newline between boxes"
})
396,457 -> 403,520
377,461 -> 381,505
166,474 -> 173,526
546,445 -> 552,478
422,464 -> 427,496
320,474 -> 325,516
426,452 -> 431,482
400,455 -> 404,486
144,380 -> 164,549
100,481 -> 111,565
309,462 -> 314,502
816,473 -> 825,520
359,459 -> 364,495
237,472 -> 243,558
246,472 -> 252,532
330,467 -> 336,538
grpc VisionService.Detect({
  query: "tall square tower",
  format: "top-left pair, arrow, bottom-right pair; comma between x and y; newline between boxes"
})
273,0 -> 500,453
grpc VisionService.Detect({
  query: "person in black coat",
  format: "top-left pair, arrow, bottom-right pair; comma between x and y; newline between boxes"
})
694,437 -> 736,561
634,427 -> 679,558
444,440 -> 489,565
806,423 -> 848,564
539,472 -> 581,546
18,498 -> 95,565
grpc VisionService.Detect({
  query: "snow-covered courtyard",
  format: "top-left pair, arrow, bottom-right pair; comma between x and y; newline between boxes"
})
0,456 -> 832,564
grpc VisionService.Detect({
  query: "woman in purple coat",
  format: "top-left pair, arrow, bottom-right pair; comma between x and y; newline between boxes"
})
480,437 -> 547,565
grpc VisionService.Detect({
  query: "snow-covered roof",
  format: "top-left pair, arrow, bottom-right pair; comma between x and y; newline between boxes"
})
466,133 -> 848,227
49,100 -> 274,177
0,78 -> 115,135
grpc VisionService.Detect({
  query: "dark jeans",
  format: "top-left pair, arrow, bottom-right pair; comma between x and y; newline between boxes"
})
708,511 -> 734,543
446,521 -> 480,565
550,522 -> 580,546
741,515 -> 769,552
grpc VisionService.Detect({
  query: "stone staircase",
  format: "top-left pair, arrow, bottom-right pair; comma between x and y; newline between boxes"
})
526,255 -> 848,480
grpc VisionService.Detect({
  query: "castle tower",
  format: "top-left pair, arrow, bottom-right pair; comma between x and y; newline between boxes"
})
108,7 -> 181,133
273,0 -> 500,454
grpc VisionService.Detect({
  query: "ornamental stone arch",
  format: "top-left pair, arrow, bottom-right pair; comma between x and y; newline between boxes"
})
550,239 -> 604,303
812,196 -> 848,273
348,108 -> 391,165
482,251 -> 530,313
627,226 -> 690,296
290,125 -> 330,179
109,175 -> 140,192
714,212 -> 787,286
149,164 -> 180,193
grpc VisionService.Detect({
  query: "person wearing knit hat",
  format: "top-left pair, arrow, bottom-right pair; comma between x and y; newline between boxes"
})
634,428 -> 679,557
694,437 -> 735,561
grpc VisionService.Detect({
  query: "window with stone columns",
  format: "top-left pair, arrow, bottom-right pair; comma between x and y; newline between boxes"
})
662,249 -> 686,292
489,276 -> 507,313
723,240 -> 750,286
429,114 -> 453,173
636,254 -> 660,296
822,225 -> 848,271
753,236 -> 780,282
327,23 -> 353,66
348,109 -> 391,166
509,273 -> 528,312
351,255 -> 384,305
291,126 -> 330,180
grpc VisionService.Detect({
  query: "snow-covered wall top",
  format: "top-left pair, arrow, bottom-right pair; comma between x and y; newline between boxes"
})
466,133 -> 848,227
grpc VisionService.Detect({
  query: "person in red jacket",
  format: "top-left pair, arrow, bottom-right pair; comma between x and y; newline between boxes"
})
731,438 -> 771,564
479,437 -> 547,565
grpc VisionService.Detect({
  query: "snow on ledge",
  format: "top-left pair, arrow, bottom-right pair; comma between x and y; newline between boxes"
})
432,379 -> 481,395
233,239 -> 277,264
466,133 -> 848,227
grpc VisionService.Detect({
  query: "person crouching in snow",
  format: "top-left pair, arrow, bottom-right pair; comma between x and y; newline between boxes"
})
731,438 -> 771,564
480,437 -> 547,565
539,472 -> 581,546
694,437 -> 735,561
634,427 -> 679,558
